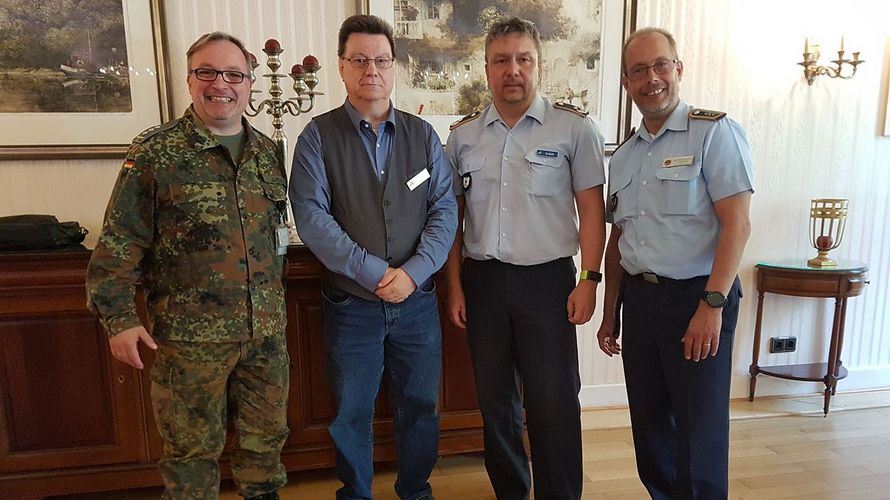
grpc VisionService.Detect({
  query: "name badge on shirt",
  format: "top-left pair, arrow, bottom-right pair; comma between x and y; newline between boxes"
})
462,173 -> 472,190
662,155 -> 694,168
406,168 -> 431,191
536,149 -> 559,158
276,225 -> 289,256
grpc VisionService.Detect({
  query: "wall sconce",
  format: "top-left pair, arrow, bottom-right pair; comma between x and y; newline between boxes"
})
798,36 -> 864,85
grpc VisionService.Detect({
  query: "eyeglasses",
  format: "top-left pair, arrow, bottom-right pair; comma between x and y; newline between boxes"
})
190,68 -> 249,84
342,56 -> 394,70
624,59 -> 679,81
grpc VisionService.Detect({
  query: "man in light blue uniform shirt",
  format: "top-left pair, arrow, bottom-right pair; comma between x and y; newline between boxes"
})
289,15 -> 456,500
444,17 -> 606,500
596,27 -> 753,499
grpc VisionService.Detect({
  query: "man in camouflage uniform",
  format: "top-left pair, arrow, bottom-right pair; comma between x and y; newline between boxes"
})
86,32 -> 289,500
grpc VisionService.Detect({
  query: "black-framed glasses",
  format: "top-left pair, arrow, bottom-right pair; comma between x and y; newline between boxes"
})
190,67 -> 249,84
342,56 -> 394,70
624,59 -> 679,81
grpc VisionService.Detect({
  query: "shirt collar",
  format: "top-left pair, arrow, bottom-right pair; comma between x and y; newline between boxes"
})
482,94 -> 546,127
344,98 -> 396,135
633,100 -> 690,142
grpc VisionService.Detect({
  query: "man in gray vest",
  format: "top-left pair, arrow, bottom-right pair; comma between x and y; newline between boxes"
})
289,14 -> 457,500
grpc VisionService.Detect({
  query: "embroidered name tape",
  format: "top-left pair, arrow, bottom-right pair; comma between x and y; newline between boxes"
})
536,149 -> 559,158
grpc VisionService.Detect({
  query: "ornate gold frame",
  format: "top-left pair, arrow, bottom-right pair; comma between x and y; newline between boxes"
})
0,0 -> 174,160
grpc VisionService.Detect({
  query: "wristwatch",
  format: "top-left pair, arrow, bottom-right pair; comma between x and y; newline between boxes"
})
702,290 -> 728,308
579,270 -> 603,282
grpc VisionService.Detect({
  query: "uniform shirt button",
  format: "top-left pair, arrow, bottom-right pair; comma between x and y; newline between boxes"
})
640,210 -> 646,216
503,156 -> 508,161
380,170 -> 385,175
640,240 -> 647,246
642,180 -> 648,186
387,237 -> 393,242
383,200 -> 391,206
385,218 -> 393,225
503,182 -> 508,187
501,232 -> 507,237
673,173 -> 679,178
647,152 -> 652,157
502,207 -> 507,212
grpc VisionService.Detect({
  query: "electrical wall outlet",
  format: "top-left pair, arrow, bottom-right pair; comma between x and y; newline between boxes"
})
769,336 -> 797,353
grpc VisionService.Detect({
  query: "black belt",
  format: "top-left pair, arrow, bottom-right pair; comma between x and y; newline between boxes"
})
629,272 -> 700,285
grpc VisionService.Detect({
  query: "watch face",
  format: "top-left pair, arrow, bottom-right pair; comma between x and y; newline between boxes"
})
705,291 -> 727,307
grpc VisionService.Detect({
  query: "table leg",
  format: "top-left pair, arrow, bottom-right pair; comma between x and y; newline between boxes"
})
749,290 -> 766,401
823,297 -> 845,416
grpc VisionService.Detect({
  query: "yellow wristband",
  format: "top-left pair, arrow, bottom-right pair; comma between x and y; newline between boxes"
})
579,270 -> 602,282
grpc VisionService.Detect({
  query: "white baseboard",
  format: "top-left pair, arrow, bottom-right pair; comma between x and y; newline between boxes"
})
579,383 -> 628,408
579,365 -> 890,410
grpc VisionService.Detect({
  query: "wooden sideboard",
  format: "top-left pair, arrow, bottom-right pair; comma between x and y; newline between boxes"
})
0,247 -> 482,498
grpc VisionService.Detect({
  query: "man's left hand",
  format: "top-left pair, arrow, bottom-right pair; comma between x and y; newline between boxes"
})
375,268 -> 417,303
682,303 -> 723,361
567,279 -> 597,325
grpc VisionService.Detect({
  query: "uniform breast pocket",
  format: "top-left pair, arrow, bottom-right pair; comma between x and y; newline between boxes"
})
608,173 -> 634,222
655,164 -> 701,215
526,149 -> 568,197
458,155 -> 485,194
168,182 -> 229,225
260,174 -> 287,206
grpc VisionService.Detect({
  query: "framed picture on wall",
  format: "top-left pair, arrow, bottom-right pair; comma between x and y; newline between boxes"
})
0,0 -> 173,160
361,0 -> 636,147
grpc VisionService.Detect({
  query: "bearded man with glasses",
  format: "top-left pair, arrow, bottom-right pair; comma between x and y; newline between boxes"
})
597,27 -> 753,499
290,14 -> 456,500
87,31 -> 289,500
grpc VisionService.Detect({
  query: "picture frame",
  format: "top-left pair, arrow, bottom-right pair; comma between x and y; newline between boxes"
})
0,0 -> 174,160
361,0 -> 636,148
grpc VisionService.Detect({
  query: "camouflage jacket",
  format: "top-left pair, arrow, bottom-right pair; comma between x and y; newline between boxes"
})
86,107 -> 288,342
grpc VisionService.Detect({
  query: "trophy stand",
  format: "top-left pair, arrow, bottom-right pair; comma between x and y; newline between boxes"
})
246,38 -> 323,243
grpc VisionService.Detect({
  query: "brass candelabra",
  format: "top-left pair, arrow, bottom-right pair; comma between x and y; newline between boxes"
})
246,38 -> 323,243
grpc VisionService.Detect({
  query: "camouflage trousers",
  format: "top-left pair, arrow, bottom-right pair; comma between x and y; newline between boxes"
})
150,334 -> 290,499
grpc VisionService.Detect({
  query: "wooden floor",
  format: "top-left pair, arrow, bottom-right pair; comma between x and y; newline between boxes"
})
59,391 -> 890,500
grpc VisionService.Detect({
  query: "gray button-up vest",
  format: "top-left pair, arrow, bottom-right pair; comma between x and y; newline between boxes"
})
314,105 -> 430,301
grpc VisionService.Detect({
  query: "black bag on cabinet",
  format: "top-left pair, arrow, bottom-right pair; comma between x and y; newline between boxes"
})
0,214 -> 88,251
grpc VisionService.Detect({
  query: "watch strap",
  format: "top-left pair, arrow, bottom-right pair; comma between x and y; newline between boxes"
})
579,270 -> 603,282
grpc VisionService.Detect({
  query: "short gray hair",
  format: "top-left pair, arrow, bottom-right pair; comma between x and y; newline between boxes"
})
186,31 -> 252,73
484,17 -> 542,62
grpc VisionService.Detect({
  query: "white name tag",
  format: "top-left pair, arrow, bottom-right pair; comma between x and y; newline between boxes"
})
662,155 -> 694,167
406,168 -> 431,191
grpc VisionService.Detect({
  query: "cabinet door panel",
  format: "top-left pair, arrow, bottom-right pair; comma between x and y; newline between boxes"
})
0,313 -> 144,472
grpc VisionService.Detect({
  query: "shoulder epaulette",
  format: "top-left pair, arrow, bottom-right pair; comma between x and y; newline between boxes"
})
449,111 -> 481,131
689,108 -> 726,121
553,101 -> 588,118
132,119 -> 178,145
611,127 -> 637,155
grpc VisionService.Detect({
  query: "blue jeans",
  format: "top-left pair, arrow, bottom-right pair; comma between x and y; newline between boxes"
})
321,279 -> 442,500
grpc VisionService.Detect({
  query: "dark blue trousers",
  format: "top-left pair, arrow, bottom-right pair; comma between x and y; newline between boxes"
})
463,257 -> 583,500
622,274 -> 741,500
